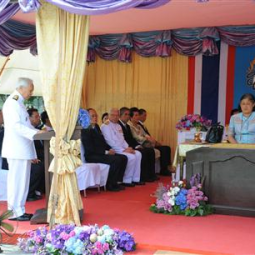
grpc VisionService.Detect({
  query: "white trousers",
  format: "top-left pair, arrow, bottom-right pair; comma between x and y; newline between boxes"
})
121,151 -> 141,183
7,159 -> 31,217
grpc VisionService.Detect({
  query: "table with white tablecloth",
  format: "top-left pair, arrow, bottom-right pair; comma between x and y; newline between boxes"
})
173,142 -> 211,181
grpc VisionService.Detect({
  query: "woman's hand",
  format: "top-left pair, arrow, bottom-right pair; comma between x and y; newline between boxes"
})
228,135 -> 238,144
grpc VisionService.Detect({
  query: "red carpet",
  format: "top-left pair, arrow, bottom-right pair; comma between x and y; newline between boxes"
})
1,177 -> 255,254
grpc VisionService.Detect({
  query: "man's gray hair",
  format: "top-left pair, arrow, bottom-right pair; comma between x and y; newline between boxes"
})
16,77 -> 33,89
109,108 -> 119,114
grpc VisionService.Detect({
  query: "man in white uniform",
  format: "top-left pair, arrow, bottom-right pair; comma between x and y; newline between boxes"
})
101,108 -> 144,187
2,78 -> 45,221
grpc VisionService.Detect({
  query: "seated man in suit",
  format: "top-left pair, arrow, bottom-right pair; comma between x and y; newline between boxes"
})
81,108 -> 127,192
101,108 -> 144,187
138,108 -> 171,176
119,107 -> 158,182
0,110 -> 8,170
27,108 -> 45,201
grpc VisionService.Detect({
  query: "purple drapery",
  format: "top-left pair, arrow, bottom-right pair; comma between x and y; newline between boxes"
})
199,27 -> 219,56
19,0 -> 41,13
0,4 -> 20,25
2,20 -> 255,62
0,0 -> 170,16
218,26 -> 255,47
44,0 -> 170,15
0,0 -> 10,12
0,20 -> 36,56
87,36 -> 100,62
155,30 -> 172,57
119,34 -> 133,62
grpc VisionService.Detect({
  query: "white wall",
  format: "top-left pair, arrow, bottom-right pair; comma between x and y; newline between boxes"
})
0,49 -> 42,96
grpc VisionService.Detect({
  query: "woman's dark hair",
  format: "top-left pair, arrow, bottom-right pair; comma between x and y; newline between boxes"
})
101,112 -> 108,122
41,111 -> 48,124
238,93 -> 255,111
129,107 -> 139,118
230,108 -> 239,116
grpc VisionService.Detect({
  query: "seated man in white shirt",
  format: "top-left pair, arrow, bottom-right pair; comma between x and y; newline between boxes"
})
101,108 -> 144,187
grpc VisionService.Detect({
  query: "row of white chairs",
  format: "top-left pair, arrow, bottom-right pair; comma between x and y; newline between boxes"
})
0,144 -> 162,201
0,144 -> 110,201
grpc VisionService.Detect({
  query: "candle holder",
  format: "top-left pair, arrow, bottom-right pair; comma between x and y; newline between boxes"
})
194,132 -> 202,143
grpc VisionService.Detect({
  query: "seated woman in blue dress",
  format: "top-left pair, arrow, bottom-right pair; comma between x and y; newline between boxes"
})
228,93 -> 255,144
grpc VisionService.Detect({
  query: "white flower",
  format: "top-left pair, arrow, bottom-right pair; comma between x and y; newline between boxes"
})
170,190 -> 175,196
168,198 -> 175,206
167,191 -> 171,196
178,181 -> 183,185
89,233 -> 98,243
104,229 -> 114,236
174,187 -> 180,194
97,229 -> 104,236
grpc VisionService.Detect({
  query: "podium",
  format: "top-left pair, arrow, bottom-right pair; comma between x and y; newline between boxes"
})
31,126 -> 82,224
186,146 -> 255,217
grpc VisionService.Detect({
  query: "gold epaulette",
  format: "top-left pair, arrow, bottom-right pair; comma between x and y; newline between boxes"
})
12,95 -> 19,101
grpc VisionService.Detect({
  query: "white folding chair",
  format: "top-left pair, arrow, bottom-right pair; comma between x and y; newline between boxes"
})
76,163 -> 101,197
78,143 -> 109,194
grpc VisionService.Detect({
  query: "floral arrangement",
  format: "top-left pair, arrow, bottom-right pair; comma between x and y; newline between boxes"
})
78,108 -> 91,129
176,114 -> 212,131
18,224 -> 136,255
150,174 -> 212,216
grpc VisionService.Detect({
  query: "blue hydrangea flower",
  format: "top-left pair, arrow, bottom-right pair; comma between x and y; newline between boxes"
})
78,108 -> 90,128
175,188 -> 188,210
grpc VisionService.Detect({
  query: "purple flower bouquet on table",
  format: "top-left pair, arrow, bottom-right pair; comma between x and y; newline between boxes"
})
176,114 -> 212,131
150,174 -> 212,216
18,224 -> 136,255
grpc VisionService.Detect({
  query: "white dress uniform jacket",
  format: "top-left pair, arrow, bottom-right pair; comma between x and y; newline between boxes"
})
2,90 -> 38,160
101,121 -> 141,183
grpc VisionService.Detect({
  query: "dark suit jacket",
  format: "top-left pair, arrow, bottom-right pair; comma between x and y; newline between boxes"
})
118,120 -> 139,149
34,124 -> 44,161
0,127 -> 8,169
81,124 -> 111,158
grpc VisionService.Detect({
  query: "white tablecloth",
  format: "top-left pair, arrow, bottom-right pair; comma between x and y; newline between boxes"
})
177,130 -> 207,144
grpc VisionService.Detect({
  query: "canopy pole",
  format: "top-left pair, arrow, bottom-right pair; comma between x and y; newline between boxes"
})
0,56 -> 10,78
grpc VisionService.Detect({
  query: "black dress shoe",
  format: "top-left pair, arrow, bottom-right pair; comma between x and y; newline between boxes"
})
9,214 -> 31,221
114,184 -> 125,190
145,178 -> 155,182
159,171 -> 171,176
121,183 -> 135,187
106,184 -> 121,192
27,195 -> 42,201
132,181 -> 145,185
24,213 -> 33,219
153,176 -> 160,181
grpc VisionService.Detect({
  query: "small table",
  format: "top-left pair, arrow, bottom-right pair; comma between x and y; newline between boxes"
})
173,142 -> 211,180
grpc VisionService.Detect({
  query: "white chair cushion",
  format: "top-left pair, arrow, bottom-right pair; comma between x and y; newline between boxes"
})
80,143 -> 109,187
76,163 -> 101,191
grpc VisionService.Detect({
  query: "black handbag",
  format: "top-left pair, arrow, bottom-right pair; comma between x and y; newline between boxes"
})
205,123 -> 224,143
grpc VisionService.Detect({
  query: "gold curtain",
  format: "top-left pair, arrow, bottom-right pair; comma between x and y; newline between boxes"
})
36,0 -> 90,225
82,51 -> 188,160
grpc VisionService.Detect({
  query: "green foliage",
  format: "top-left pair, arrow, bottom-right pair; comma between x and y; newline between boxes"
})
150,203 -> 213,217
0,210 -> 14,235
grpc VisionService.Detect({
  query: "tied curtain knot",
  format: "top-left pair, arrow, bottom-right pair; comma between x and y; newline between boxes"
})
49,137 -> 82,175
